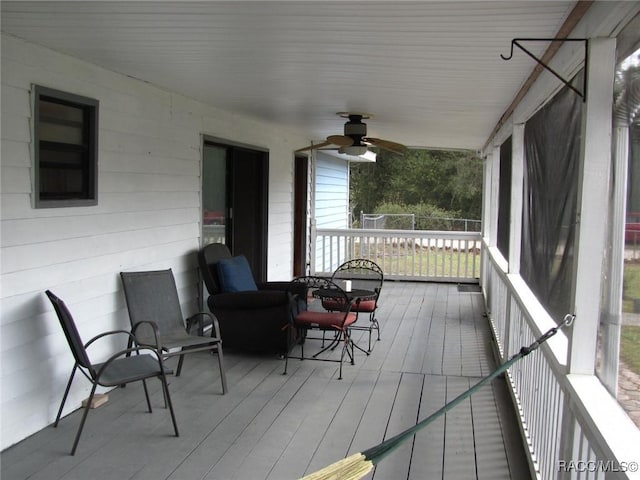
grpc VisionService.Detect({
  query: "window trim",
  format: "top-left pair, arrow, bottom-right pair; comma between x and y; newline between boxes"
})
33,85 -> 99,208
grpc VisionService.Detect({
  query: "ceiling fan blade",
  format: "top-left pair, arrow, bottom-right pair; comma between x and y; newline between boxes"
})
295,140 -> 332,152
296,135 -> 353,153
364,137 -> 407,153
326,135 -> 354,147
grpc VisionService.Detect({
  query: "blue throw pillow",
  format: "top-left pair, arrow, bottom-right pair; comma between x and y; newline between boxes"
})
217,255 -> 258,292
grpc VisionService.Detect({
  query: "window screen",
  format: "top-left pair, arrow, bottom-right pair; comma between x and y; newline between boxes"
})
520,72 -> 584,321
497,136 -> 512,260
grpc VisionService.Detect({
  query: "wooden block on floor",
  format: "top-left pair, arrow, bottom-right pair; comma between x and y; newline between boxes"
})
81,393 -> 108,409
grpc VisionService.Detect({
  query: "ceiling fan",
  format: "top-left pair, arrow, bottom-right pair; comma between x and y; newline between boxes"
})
296,112 -> 407,155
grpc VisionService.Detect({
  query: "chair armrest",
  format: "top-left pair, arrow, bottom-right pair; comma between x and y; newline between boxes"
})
185,312 -> 208,336
210,290 -> 288,309
186,312 -> 222,340
83,326 -> 170,379
131,320 -> 162,351
256,281 -> 291,291
84,329 -> 140,349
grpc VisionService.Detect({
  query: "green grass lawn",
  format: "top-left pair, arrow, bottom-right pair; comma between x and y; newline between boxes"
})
355,245 -> 481,279
621,325 -> 640,373
622,262 -> 640,375
623,262 -> 640,313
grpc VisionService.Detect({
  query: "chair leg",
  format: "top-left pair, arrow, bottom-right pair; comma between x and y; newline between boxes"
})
348,332 -> 355,365
313,331 -> 342,358
215,344 -> 228,394
70,383 -> 97,455
350,331 -> 370,356
369,313 -> 380,353
55,365 -> 77,427
142,379 -> 153,413
337,330 -> 356,380
338,337 -> 348,380
283,325 -> 291,375
372,313 -> 380,340
176,352 -> 185,376
159,373 -> 179,437
283,350 -> 289,375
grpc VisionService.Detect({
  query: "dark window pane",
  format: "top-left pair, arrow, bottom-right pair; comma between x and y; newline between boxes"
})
34,86 -> 98,207
39,149 -> 88,199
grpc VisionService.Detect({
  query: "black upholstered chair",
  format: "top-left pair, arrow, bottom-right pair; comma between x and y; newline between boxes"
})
198,243 -> 297,354
46,290 -> 179,455
120,269 -> 227,394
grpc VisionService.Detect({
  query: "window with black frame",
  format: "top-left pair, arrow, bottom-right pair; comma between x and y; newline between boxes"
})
34,85 -> 98,207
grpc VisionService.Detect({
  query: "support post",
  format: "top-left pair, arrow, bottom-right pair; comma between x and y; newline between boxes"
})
508,124 -> 525,276
568,38 -> 616,375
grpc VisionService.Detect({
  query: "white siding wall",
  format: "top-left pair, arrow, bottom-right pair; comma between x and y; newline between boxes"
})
314,152 -> 349,229
314,152 -> 349,271
0,34 -> 306,449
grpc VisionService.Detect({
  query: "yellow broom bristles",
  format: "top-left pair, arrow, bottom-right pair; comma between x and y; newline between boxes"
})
300,453 -> 374,480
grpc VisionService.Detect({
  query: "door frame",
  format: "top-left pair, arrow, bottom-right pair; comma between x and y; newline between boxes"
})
294,154 -> 309,276
202,135 -> 269,282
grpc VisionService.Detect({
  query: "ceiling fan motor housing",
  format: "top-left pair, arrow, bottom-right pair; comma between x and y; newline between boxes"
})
344,115 -> 367,145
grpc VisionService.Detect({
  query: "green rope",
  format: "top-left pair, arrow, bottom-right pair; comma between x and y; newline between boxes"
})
362,313 -> 575,466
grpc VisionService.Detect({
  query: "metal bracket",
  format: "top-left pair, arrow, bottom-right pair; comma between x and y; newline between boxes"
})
501,38 -> 588,102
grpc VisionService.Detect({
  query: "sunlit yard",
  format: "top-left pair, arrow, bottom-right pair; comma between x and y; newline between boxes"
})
354,243 -> 481,279
622,262 -> 640,376
623,262 -> 640,313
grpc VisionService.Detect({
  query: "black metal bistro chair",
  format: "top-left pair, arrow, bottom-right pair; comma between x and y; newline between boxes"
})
283,276 -> 358,380
46,290 -> 179,455
329,259 -> 383,353
120,269 -> 227,394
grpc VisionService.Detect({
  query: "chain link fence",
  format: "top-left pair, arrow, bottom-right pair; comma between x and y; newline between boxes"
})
360,213 -> 481,232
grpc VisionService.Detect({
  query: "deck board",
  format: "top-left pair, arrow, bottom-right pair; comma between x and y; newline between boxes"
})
371,372 -> 423,479
409,374 -> 447,479
1,282 -> 530,480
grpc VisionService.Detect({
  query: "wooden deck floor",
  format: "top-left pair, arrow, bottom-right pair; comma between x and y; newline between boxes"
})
1,282 -> 530,480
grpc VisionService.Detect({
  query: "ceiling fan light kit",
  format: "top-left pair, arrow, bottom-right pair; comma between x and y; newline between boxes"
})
339,145 -> 369,156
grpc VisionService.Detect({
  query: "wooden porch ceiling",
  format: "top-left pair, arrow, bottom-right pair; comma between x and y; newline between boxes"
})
0,1 -> 581,151
1,282 -> 530,480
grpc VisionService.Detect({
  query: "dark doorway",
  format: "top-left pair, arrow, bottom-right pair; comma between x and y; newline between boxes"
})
293,155 -> 308,276
202,141 -> 269,282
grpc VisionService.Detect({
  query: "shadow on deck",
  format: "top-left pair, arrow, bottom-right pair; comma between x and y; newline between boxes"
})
1,282 -> 531,480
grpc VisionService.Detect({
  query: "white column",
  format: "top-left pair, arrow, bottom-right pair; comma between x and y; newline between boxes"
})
509,124 -> 525,275
568,38 -> 616,374
482,149 -> 496,246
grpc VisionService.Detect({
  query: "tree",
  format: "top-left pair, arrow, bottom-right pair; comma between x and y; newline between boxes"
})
350,148 -> 483,222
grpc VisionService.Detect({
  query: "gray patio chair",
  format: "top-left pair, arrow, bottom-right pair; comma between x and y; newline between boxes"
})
46,290 -> 179,455
120,269 -> 227,394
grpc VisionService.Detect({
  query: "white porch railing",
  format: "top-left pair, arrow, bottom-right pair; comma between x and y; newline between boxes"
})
482,242 -> 640,480
313,228 -> 481,282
